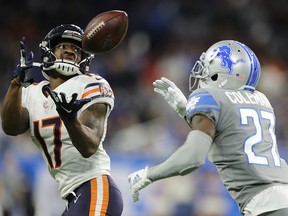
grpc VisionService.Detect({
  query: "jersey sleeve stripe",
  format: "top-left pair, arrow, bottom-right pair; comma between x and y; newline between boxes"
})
82,87 -> 100,99
91,95 -> 113,99
84,82 -> 101,89
190,91 -> 211,97
191,106 -> 220,112
186,90 -> 220,120
196,96 -> 218,107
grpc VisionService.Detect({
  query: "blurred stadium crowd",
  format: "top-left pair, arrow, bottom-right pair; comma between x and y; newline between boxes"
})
1,0 -> 288,215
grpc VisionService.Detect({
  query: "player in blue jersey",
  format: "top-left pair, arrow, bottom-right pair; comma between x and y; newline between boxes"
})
1,24 -> 123,216
128,40 -> 288,216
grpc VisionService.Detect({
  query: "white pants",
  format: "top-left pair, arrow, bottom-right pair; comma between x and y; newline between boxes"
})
243,184 -> 288,216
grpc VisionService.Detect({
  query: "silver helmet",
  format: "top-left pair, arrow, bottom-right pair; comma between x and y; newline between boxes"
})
190,40 -> 261,92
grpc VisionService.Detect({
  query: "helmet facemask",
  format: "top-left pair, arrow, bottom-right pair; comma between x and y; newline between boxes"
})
189,50 -> 219,90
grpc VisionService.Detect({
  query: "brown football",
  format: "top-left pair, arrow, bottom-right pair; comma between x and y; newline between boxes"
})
82,10 -> 128,54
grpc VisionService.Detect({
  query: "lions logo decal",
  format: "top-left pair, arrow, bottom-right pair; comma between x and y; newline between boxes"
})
212,45 -> 244,74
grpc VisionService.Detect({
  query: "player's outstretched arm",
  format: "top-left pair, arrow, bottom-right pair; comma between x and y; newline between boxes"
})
128,115 -> 215,202
1,77 -> 30,135
1,37 -> 34,135
153,77 -> 187,118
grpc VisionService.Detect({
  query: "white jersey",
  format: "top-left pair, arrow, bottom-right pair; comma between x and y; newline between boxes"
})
22,74 -> 114,198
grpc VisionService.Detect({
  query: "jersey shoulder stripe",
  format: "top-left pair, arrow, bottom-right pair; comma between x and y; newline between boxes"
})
187,90 -> 220,113
82,83 -> 101,99
82,82 -> 114,100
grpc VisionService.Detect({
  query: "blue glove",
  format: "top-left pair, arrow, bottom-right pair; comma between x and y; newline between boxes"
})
43,85 -> 92,121
12,37 -> 35,87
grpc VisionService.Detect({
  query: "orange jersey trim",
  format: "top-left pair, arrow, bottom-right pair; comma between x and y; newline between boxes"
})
82,87 -> 100,99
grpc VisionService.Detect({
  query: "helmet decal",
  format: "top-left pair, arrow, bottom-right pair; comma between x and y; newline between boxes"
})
214,45 -> 244,75
62,30 -> 82,41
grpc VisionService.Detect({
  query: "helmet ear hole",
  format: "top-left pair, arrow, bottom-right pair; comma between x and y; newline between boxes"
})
211,74 -> 218,81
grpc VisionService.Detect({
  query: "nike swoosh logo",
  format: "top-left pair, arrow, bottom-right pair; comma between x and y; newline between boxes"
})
60,106 -> 72,113
74,193 -> 82,204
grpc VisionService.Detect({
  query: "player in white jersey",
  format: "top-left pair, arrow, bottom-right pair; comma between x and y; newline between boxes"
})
1,24 -> 123,216
128,40 -> 288,216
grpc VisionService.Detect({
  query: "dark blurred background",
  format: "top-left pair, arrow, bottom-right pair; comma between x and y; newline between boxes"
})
1,0 -> 288,215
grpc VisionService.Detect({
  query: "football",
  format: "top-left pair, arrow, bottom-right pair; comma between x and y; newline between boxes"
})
82,10 -> 128,54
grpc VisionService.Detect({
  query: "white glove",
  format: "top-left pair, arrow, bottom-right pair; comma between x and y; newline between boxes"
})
128,166 -> 152,202
153,77 -> 187,118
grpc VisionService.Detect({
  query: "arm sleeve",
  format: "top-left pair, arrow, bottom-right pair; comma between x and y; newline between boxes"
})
147,130 -> 213,181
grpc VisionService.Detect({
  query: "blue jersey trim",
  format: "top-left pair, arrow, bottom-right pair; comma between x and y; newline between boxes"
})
237,42 -> 261,88
187,91 -> 220,113
192,107 -> 220,112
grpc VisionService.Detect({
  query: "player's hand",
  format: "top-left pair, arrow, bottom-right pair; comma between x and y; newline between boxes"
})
153,77 -> 187,118
40,42 -> 56,69
128,166 -> 152,202
12,37 -> 35,87
43,85 -> 92,121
